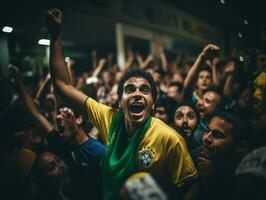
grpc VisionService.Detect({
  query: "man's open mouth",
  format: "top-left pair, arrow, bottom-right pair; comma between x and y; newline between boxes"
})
197,107 -> 204,114
129,102 -> 145,114
56,120 -> 65,134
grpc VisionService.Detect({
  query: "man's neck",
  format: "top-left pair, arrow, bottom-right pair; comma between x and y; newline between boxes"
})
125,120 -> 143,137
72,128 -> 89,145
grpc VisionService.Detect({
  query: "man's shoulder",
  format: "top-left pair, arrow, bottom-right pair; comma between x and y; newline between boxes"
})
85,97 -> 117,118
149,118 -> 184,141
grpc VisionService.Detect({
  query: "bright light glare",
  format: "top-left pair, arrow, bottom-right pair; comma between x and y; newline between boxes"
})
220,0 -> 226,4
244,19 -> 249,25
2,26 -> 13,33
239,56 -> 244,62
38,39 -> 50,46
65,57 -> 70,62
238,32 -> 243,38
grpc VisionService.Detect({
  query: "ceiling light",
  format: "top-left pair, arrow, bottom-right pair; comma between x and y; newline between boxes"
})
2,26 -> 13,33
38,39 -> 50,46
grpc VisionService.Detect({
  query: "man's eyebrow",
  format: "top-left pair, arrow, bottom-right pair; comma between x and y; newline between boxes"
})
140,84 -> 151,88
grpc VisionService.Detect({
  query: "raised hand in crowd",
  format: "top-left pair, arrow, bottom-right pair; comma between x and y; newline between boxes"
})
45,8 -> 62,39
45,8 -> 88,115
8,65 -> 53,134
183,44 -> 220,99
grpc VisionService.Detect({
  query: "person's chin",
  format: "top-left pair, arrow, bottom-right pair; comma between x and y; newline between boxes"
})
183,130 -> 192,138
129,112 -> 149,125
201,146 -> 213,159
200,85 -> 208,91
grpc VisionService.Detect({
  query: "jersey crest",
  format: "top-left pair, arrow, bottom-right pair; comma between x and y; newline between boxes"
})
138,148 -> 155,168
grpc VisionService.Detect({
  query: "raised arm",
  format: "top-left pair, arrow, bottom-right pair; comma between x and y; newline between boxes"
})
92,58 -> 106,77
8,65 -> 53,134
45,9 -> 88,115
183,44 -> 220,93
223,62 -> 236,97
140,53 -> 154,69
36,73 -> 51,99
209,57 -> 221,87
155,42 -> 168,72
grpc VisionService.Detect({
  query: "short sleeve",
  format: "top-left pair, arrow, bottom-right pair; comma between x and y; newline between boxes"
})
84,97 -> 117,144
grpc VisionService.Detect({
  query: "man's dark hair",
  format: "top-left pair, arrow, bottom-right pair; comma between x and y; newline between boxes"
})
155,97 -> 178,124
204,88 -> 225,112
172,101 -> 200,127
199,64 -> 212,75
117,68 -> 158,101
210,112 -> 249,143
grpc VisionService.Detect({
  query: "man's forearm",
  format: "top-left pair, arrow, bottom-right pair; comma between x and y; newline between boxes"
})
15,74 -> 53,134
184,53 -> 205,90
49,36 -> 72,87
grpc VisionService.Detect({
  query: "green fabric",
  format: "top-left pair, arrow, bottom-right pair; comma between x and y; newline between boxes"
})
102,110 -> 152,200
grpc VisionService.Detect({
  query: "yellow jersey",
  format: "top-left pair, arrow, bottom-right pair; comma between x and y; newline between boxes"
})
85,97 -> 197,187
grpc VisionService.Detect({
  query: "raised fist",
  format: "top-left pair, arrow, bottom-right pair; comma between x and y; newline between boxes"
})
45,8 -> 62,39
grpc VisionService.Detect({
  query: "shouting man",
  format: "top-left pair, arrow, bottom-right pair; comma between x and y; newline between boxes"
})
45,8 -> 197,199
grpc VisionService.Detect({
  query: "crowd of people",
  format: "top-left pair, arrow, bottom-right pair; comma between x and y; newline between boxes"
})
1,8 -> 266,200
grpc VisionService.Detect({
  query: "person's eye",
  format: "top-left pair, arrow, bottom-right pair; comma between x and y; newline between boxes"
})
175,113 -> 183,119
124,85 -> 135,93
205,99 -> 211,104
211,130 -> 225,139
187,112 -> 196,120
141,86 -> 151,94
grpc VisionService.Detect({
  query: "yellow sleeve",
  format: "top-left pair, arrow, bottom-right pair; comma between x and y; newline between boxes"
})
84,97 -> 116,144
166,135 -> 198,187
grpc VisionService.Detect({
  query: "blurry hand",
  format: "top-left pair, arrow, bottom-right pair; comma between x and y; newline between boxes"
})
45,8 -> 62,39
8,64 -> 19,80
197,156 -> 214,180
98,58 -> 107,66
146,53 -> 155,61
224,61 -> 236,74
201,44 -> 220,59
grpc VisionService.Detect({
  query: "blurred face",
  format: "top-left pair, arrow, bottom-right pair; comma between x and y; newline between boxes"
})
155,106 -> 168,123
106,84 -> 118,107
103,71 -> 112,84
115,71 -> 123,82
55,107 -> 78,142
153,72 -> 161,83
172,74 -> 184,84
196,70 -> 211,91
38,152 -> 68,184
167,86 -> 182,102
201,116 -> 234,160
197,91 -> 221,120
120,77 -> 154,127
174,105 -> 198,138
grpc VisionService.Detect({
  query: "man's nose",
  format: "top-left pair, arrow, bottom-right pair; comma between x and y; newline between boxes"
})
203,131 -> 212,144
133,89 -> 142,99
183,116 -> 188,123
198,99 -> 204,106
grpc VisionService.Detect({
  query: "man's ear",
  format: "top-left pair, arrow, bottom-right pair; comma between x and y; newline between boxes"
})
75,115 -> 83,125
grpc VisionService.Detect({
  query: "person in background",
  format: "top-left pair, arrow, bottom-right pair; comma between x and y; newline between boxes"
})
172,102 -> 200,150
